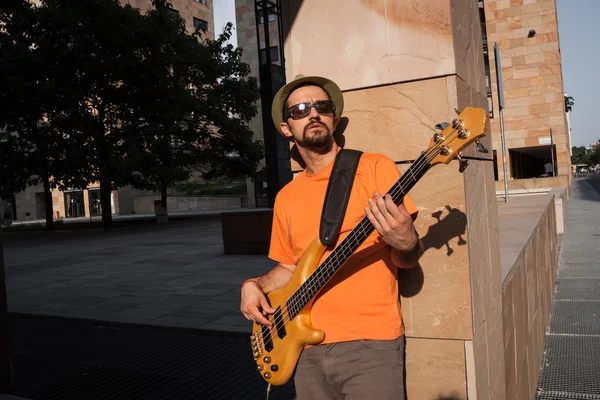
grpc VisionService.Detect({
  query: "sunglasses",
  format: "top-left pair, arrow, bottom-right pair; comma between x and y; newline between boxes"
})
284,100 -> 336,120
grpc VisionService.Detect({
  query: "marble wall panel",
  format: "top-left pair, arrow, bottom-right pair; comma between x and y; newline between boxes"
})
282,0 -> 457,91
405,337 -> 467,399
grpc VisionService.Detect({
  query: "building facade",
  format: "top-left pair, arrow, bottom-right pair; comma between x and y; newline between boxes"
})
15,0 -> 215,221
235,0 -> 572,197
483,0 -> 571,190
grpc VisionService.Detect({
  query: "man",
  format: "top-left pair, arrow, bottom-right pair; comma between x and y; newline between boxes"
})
240,75 -> 423,399
544,159 -> 554,177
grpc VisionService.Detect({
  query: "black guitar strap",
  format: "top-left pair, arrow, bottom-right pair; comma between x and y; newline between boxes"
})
319,149 -> 363,246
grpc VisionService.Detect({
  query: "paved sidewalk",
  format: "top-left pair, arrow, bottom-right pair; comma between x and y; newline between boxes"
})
2,216 -> 272,333
9,207 -> 270,226
536,177 -> 600,398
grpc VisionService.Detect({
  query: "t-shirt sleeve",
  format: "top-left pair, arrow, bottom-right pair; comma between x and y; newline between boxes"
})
374,155 -> 419,220
268,195 -> 296,265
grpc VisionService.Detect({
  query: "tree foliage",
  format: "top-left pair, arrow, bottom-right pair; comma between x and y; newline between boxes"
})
572,144 -> 600,166
0,0 -> 262,229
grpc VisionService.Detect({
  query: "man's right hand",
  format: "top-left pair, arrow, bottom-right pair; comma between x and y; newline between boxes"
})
241,280 -> 276,327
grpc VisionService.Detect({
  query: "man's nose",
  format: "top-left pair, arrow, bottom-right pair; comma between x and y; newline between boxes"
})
308,105 -> 320,119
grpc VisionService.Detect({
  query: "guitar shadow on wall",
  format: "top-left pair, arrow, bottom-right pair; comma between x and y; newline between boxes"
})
398,205 -> 468,298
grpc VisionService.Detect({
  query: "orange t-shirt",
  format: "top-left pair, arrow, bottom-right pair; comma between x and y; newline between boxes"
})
268,152 -> 418,344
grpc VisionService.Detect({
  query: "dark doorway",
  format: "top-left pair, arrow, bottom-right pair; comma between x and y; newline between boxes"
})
64,191 -> 84,218
509,145 -> 556,179
34,192 -> 46,219
88,189 -> 102,217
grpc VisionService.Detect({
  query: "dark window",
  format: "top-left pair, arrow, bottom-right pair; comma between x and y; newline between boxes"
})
167,7 -> 179,17
259,46 -> 279,64
64,190 -> 85,218
193,17 -> 208,31
479,0 -> 494,118
258,12 -> 277,24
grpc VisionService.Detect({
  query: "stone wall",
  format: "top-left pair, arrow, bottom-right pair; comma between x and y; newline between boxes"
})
133,196 -> 242,214
498,193 -> 558,398
495,175 -> 569,191
280,0 -> 505,398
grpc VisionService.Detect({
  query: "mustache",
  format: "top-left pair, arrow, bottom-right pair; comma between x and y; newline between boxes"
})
303,121 -> 328,134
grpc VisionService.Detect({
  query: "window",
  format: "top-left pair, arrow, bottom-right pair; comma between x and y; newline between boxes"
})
479,0 -> 494,118
193,17 -> 208,32
194,0 -> 207,4
167,7 -> 179,17
258,12 -> 277,24
259,46 -> 279,64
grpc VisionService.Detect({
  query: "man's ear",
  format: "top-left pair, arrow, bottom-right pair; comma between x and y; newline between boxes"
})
280,122 -> 293,140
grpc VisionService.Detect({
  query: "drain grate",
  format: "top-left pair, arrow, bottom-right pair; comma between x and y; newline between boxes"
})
555,279 -> 600,301
536,335 -> 600,399
557,264 -> 600,279
549,301 -> 600,335
537,391 -> 600,400
7,314 -> 296,400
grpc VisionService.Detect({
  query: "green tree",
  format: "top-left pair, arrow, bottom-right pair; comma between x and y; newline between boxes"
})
0,1 -> 71,229
128,3 -> 262,213
1,0 -> 261,229
571,146 -> 589,165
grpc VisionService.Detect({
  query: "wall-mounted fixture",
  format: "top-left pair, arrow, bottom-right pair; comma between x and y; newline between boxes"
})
528,29 -> 536,38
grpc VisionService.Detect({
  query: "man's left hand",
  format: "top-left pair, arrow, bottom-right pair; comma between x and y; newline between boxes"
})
365,192 -> 419,252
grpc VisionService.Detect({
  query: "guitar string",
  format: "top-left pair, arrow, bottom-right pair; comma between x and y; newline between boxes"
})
258,125 -> 465,343
260,141 -> 448,336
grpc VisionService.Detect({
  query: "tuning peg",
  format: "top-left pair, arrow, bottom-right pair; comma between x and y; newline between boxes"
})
435,122 -> 450,131
457,153 -> 469,173
476,140 -> 489,153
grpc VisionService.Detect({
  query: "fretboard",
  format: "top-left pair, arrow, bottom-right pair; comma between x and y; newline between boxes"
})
286,152 -> 431,318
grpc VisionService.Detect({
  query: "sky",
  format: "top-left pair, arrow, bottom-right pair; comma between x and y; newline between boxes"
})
556,0 -> 599,148
212,0 -> 238,48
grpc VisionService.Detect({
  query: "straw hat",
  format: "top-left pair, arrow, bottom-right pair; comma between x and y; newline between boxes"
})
270,74 -> 344,137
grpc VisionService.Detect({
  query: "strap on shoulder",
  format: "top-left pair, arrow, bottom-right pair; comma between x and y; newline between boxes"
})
319,149 -> 363,246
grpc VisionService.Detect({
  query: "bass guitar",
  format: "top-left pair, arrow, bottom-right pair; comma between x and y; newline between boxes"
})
250,107 -> 489,385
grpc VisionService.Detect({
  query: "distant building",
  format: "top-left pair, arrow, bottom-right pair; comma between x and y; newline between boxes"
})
482,0 -> 571,189
233,0 -> 572,197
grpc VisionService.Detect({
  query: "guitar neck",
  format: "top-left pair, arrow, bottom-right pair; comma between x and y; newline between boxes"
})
286,152 -> 432,318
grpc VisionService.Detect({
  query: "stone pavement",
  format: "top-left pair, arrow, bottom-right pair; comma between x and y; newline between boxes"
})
2,216 -> 272,333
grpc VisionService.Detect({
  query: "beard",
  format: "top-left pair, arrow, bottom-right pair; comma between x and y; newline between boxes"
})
300,120 -> 333,152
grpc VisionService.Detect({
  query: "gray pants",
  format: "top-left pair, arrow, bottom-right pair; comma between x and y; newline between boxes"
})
294,335 -> 405,400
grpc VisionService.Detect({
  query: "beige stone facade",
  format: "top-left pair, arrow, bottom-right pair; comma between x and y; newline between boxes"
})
483,0 -> 571,189
124,0 -> 214,39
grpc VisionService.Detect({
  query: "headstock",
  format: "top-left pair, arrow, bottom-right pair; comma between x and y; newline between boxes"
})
426,107 -> 489,172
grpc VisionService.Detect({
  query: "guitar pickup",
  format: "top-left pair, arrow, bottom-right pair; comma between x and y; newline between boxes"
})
274,307 -> 286,339
261,325 -> 273,352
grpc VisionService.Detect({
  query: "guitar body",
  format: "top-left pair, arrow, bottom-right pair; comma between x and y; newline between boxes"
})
251,238 -> 327,386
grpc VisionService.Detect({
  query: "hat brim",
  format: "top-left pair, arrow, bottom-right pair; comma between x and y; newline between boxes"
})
271,75 -> 344,138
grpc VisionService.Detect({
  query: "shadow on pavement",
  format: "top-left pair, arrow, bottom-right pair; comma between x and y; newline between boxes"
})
5,313 -> 296,400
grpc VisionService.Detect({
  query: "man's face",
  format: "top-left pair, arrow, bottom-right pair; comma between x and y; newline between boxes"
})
280,85 -> 337,150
